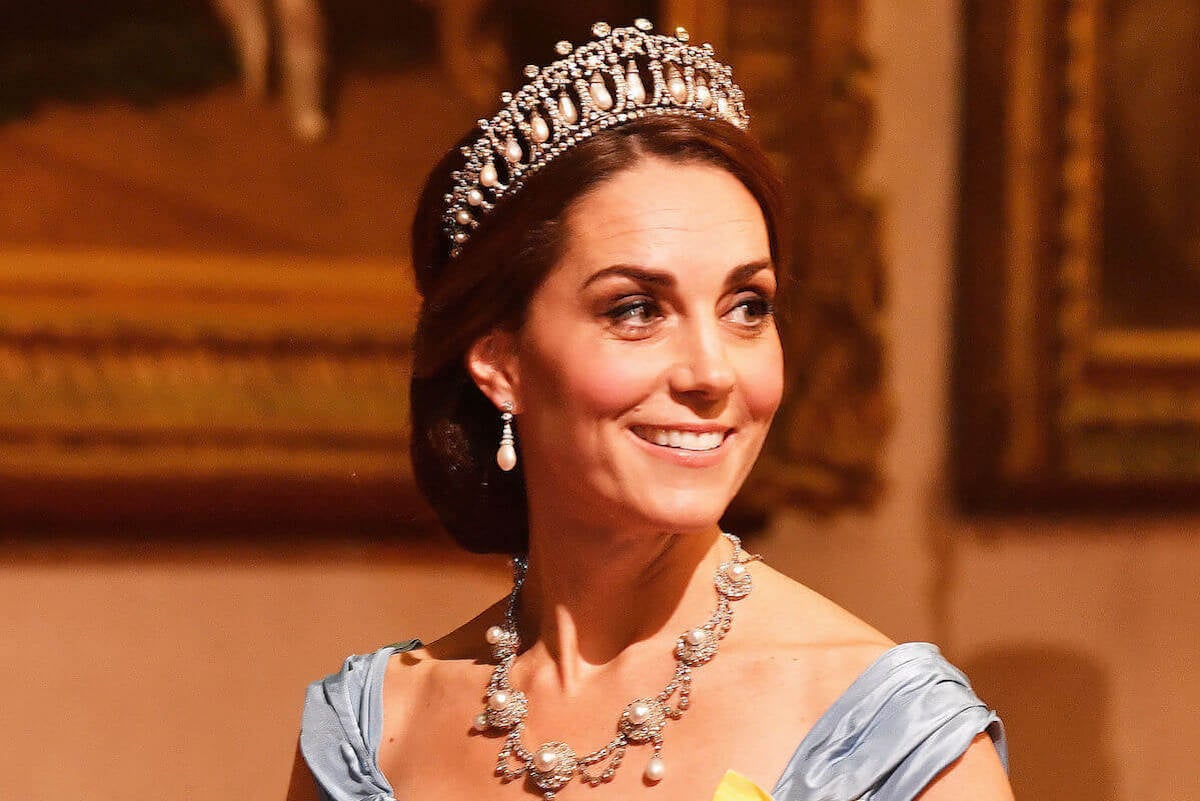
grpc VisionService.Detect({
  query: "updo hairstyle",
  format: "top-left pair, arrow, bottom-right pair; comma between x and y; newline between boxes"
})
410,115 -> 784,554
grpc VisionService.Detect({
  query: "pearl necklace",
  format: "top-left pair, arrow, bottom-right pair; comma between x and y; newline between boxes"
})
471,532 -> 758,799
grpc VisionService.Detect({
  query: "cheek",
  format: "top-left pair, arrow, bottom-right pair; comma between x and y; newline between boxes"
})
741,340 -> 785,421
522,339 -> 662,422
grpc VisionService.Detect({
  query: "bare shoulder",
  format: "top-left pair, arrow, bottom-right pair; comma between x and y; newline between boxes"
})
744,568 -> 1013,799
731,563 -> 896,713
378,601 -> 503,750
914,733 -> 1014,800
748,562 -> 895,659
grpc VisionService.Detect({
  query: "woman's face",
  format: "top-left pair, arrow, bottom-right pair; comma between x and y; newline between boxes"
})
502,156 -> 783,533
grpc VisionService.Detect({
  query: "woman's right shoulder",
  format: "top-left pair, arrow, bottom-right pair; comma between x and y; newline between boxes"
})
306,641 -> 420,703
302,640 -> 424,736
377,606 -> 506,736
297,642 -> 423,801
308,640 -> 425,708
379,600 -> 505,685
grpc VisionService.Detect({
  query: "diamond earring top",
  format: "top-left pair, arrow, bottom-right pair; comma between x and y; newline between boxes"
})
443,19 -> 750,258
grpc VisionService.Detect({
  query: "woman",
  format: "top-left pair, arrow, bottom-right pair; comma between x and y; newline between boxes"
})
288,20 -> 1011,801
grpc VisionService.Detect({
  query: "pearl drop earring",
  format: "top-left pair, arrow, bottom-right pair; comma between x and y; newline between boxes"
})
496,402 -> 516,471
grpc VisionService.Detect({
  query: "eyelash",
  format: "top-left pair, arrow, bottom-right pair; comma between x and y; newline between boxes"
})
602,291 -> 775,333
729,294 -> 775,325
604,297 -> 661,325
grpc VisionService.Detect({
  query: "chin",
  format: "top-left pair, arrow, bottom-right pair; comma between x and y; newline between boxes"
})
630,489 -> 732,533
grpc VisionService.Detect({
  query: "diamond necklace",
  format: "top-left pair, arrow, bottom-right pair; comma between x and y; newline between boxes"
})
471,531 -> 758,799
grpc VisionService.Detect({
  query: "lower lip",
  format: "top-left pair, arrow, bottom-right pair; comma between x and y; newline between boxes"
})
627,429 -> 733,467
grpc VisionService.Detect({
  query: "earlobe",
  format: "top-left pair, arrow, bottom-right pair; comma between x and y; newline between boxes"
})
465,330 -> 520,411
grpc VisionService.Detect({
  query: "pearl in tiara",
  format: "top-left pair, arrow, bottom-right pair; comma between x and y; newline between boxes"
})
442,19 -> 750,258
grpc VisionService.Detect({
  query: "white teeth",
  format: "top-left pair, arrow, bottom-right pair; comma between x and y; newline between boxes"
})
636,427 -> 726,451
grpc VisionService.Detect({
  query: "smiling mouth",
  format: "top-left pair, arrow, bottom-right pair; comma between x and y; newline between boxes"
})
631,426 -> 730,452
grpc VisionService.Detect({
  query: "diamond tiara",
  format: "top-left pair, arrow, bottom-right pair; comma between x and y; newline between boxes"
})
442,18 -> 750,258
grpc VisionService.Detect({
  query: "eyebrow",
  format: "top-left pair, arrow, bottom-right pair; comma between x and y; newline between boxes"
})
581,258 -> 774,290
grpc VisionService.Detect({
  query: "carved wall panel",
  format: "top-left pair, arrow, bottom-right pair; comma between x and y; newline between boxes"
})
956,0 -> 1200,510
0,250 -> 429,530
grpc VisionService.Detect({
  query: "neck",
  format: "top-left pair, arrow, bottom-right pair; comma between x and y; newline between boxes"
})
515,519 -> 727,688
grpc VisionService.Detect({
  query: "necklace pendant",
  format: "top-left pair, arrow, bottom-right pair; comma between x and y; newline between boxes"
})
715,559 -> 753,598
484,688 -> 528,729
675,627 -> 719,666
528,741 -> 578,793
644,755 -> 666,783
619,698 -> 668,742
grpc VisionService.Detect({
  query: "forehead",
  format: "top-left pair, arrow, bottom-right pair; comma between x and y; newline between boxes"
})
558,158 -> 770,272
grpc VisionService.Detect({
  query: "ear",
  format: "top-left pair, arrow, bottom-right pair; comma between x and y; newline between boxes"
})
465,329 -> 520,412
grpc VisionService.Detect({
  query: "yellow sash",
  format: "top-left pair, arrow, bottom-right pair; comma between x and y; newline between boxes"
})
711,770 -> 774,801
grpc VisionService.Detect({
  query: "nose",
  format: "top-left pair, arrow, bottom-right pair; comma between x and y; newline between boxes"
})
667,319 -> 736,399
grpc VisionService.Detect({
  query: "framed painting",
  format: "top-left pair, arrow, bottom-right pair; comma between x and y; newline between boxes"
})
0,0 -> 887,531
0,0 -> 468,532
955,0 -> 1200,510
0,249 -> 428,531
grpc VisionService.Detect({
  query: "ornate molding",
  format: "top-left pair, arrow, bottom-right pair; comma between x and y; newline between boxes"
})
0,249 -> 427,528
956,0 -> 1200,509
1055,0 -> 1103,429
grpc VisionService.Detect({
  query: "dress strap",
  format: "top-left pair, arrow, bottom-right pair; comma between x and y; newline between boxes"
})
300,641 -> 422,801
771,643 -> 1006,801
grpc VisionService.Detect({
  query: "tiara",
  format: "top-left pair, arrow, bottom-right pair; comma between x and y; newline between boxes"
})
443,18 -> 750,257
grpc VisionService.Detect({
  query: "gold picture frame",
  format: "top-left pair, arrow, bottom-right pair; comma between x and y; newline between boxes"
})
955,0 -> 1200,509
1,0 -> 888,531
0,249 -> 430,531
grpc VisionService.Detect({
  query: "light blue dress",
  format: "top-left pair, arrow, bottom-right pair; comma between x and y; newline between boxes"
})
300,641 -> 1006,801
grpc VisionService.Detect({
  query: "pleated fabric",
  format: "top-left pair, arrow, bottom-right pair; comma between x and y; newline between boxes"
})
769,642 -> 1006,801
300,640 -> 421,801
300,640 -> 1005,801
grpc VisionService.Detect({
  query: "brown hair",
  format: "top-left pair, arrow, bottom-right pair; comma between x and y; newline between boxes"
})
410,115 -> 784,554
